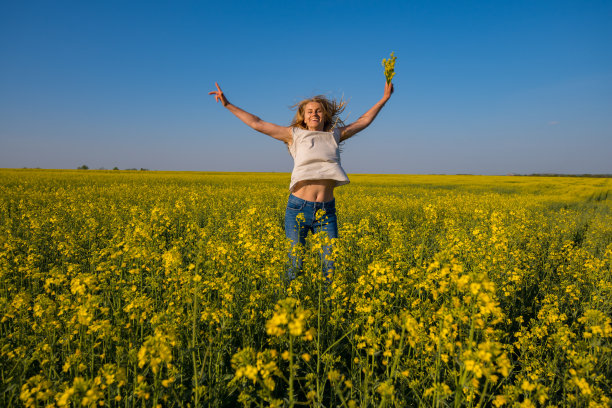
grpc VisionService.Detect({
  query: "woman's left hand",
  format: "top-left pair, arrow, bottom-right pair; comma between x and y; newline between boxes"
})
384,81 -> 394,101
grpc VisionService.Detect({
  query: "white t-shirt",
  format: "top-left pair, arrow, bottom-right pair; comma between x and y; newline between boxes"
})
288,127 -> 350,192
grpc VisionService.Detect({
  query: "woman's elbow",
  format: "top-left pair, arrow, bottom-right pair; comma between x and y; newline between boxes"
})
249,118 -> 265,132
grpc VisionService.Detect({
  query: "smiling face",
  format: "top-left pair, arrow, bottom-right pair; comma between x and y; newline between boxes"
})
303,102 -> 325,131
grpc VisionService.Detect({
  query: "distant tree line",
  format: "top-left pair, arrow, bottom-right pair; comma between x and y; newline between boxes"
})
77,165 -> 150,171
518,173 -> 612,178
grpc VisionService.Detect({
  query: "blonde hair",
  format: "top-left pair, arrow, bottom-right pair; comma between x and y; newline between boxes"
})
290,95 -> 347,131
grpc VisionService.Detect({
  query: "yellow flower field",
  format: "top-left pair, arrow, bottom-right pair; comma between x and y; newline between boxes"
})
1,169 -> 611,407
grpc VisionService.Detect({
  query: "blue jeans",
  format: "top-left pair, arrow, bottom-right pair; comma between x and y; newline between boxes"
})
284,194 -> 338,281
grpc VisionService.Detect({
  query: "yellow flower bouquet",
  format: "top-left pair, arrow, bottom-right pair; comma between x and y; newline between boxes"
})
382,52 -> 396,84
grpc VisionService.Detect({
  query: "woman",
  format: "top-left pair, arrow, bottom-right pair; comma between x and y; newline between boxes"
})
209,80 -> 393,281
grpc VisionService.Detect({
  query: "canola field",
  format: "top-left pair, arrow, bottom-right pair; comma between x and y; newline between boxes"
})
1,169 -> 611,407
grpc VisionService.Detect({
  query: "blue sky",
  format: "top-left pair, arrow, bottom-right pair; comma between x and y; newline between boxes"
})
1,0 -> 610,174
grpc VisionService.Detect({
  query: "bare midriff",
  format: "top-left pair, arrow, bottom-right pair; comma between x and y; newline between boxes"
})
292,179 -> 336,202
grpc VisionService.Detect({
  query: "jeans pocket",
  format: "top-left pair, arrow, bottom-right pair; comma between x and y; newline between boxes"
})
286,196 -> 305,211
286,202 -> 303,211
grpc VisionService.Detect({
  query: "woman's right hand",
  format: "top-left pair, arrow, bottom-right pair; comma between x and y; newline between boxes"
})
209,82 -> 229,107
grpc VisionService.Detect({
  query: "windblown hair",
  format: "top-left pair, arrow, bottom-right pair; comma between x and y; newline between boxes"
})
290,95 -> 347,131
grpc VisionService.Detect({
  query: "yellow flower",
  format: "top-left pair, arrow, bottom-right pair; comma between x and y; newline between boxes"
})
244,365 -> 258,381
328,370 -> 342,383
521,380 -> 536,392
377,381 -> 395,397
573,377 -> 592,395
492,395 -> 507,407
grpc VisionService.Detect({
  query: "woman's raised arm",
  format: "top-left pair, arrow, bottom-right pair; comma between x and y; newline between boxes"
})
209,82 -> 292,143
338,81 -> 393,142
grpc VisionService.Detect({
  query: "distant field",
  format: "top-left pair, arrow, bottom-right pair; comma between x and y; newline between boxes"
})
1,169 -> 611,407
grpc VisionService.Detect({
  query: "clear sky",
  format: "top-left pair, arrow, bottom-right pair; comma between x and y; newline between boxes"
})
1,0 -> 611,174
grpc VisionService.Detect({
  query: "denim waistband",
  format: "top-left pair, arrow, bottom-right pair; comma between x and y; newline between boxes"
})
288,194 -> 335,210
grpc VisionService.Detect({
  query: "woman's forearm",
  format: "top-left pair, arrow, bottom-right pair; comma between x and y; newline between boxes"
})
209,82 -> 291,142
210,82 -> 263,131
339,82 -> 393,141
225,102 -> 263,129
354,97 -> 389,127
223,101 -> 291,141
339,96 -> 390,141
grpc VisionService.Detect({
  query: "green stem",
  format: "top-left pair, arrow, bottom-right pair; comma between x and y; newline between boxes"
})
389,324 -> 406,381
289,337 -> 295,408
317,270 -> 322,406
192,284 -> 199,406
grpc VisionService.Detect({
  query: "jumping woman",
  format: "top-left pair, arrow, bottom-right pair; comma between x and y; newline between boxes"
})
209,80 -> 393,281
